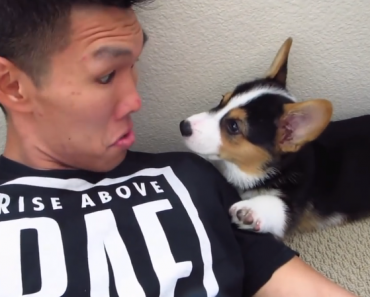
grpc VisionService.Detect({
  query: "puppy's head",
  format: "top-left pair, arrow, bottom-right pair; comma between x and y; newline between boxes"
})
180,38 -> 333,188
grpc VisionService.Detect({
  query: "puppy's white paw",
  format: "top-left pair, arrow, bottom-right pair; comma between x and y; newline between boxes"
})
229,195 -> 288,238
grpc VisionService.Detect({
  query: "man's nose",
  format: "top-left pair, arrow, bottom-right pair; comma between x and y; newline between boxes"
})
115,90 -> 142,120
179,120 -> 193,137
128,92 -> 142,113
119,74 -> 142,109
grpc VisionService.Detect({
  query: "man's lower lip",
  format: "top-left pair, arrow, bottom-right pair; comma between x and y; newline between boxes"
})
114,131 -> 135,147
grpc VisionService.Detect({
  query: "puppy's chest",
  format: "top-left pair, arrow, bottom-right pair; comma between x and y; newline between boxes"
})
237,173 -> 302,201
239,188 -> 283,201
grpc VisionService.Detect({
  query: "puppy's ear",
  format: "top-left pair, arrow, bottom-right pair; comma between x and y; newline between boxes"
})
265,37 -> 293,87
276,99 -> 333,153
222,91 -> 233,101
220,91 -> 233,106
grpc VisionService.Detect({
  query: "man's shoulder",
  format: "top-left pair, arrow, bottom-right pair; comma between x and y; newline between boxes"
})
129,150 -> 215,169
115,151 -> 224,183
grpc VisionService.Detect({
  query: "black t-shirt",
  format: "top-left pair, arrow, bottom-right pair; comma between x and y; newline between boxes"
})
0,150 -> 296,297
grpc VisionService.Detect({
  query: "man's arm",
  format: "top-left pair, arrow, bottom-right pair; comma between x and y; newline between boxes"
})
184,154 -> 357,297
254,256 -> 357,297
210,166 -> 357,297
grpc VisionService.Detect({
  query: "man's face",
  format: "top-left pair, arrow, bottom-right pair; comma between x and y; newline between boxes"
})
25,6 -> 145,171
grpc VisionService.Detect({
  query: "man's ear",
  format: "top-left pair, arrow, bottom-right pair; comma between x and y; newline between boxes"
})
0,58 -> 32,113
276,99 -> 333,153
265,37 -> 293,87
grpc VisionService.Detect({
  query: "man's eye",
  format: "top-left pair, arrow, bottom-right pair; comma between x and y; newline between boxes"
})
99,71 -> 116,84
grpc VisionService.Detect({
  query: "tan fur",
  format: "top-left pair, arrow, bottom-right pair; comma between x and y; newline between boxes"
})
220,37 -> 292,105
227,108 -> 247,124
296,208 -> 347,233
219,108 -> 272,176
296,209 -> 323,232
276,99 -> 333,153
215,38 -> 337,235
265,37 -> 293,83
217,38 -> 331,180
220,92 -> 233,107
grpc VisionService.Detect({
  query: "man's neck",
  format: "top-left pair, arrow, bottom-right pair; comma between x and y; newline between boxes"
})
3,121 -> 74,171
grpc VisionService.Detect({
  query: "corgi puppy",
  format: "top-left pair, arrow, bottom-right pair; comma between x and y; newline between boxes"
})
179,37 -> 370,239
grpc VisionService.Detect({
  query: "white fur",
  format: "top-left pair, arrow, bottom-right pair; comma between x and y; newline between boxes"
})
216,87 -> 296,119
182,86 -> 296,161
182,112 -> 222,157
182,87 -> 295,238
240,188 -> 282,200
211,160 -> 262,189
229,195 -> 288,238
317,213 -> 346,229
213,159 -> 278,190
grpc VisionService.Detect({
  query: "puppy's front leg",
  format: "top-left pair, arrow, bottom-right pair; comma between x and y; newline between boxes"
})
229,195 -> 288,239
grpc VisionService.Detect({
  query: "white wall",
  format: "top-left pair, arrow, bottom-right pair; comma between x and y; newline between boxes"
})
1,0 -> 370,154
132,0 -> 370,153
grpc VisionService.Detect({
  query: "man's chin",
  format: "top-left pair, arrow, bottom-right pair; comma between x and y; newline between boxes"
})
75,150 -> 129,173
101,151 -> 129,172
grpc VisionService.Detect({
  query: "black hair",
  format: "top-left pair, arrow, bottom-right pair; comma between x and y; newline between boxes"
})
0,0 -> 151,115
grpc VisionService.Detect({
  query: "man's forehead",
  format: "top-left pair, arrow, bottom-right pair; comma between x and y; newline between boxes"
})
69,6 -> 143,42
91,31 -> 148,59
65,7 -> 148,61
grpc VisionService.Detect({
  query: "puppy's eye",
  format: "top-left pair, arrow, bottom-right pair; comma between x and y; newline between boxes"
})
226,119 -> 240,135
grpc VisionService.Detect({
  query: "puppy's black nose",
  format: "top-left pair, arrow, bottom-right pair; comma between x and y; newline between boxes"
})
180,120 -> 192,137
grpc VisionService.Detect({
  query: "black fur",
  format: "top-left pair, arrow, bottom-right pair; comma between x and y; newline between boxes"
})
229,78 -> 370,234
181,38 -> 370,237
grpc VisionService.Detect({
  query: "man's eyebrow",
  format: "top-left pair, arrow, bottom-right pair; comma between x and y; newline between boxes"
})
92,30 -> 148,60
93,46 -> 132,59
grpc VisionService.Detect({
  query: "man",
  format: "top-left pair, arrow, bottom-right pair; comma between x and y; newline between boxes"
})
0,0 -> 357,296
